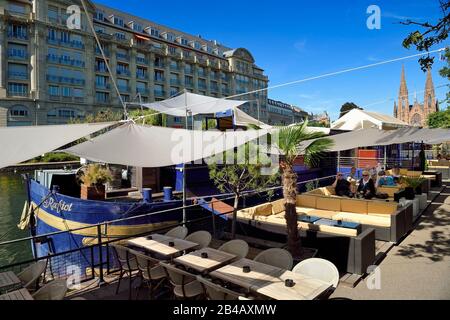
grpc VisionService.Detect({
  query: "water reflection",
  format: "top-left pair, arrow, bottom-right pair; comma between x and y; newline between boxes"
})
0,173 -> 32,266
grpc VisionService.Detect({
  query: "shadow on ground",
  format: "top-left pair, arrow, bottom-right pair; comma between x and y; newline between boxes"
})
395,187 -> 450,262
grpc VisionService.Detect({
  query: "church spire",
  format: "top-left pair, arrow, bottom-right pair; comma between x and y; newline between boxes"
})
397,65 -> 409,122
424,68 -> 437,117
425,68 -> 435,96
400,65 -> 408,95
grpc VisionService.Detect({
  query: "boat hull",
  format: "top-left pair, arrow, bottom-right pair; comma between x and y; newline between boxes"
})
29,180 -> 183,278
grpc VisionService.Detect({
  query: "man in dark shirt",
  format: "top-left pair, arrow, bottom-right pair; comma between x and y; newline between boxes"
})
332,172 -> 353,197
357,170 -> 376,199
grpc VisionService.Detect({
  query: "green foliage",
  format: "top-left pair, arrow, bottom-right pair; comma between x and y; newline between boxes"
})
128,109 -> 165,126
69,109 -> 124,124
401,176 -> 426,189
80,164 -> 113,186
339,102 -> 362,118
208,143 -> 279,196
427,107 -> 450,128
277,119 -> 334,166
401,1 -> 449,73
307,121 -> 329,128
26,153 -> 80,163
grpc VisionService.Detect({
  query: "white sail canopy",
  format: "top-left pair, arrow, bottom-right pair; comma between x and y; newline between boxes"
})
299,127 -> 450,153
64,122 -> 271,167
142,92 -> 248,117
0,122 -> 114,169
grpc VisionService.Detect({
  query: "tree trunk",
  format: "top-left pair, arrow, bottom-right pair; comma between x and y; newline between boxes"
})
232,194 -> 239,239
282,164 -> 302,257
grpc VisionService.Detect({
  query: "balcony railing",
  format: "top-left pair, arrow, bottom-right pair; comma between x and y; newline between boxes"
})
118,85 -> 130,93
136,57 -> 149,65
170,79 -> 181,86
198,83 -> 207,90
154,77 -> 165,83
95,83 -> 110,90
8,89 -> 28,97
46,75 -> 85,86
7,32 -> 28,40
116,69 -> 131,77
95,66 -> 108,73
154,62 -> 165,69
116,53 -> 130,61
170,65 -> 181,72
136,88 -> 149,95
47,55 -> 85,68
185,81 -> 194,87
184,68 -> 193,75
48,38 -> 85,49
210,86 -> 219,92
8,71 -> 28,80
8,49 -> 28,60
136,73 -> 148,80
95,48 -> 110,56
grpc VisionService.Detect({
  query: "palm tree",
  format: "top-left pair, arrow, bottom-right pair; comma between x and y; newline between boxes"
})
277,120 -> 334,257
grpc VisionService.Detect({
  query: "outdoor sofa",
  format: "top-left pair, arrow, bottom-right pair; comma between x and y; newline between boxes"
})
236,199 -> 376,275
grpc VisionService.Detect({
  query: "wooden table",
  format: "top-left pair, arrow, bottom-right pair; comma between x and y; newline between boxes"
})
210,258 -> 331,300
0,271 -> 22,292
173,248 -> 237,273
128,234 -> 199,258
0,288 -> 33,300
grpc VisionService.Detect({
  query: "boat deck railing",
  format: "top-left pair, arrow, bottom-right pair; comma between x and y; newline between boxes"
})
0,175 -> 337,286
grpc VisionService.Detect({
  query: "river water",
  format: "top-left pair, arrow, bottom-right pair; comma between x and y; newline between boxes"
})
0,172 -> 32,267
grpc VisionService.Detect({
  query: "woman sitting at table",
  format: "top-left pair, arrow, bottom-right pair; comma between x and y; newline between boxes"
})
357,171 -> 376,199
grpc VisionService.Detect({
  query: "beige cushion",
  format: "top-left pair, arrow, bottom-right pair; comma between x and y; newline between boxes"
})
400,169 -> 408,175
334,212 -> 391,227
341,199 -> 368,214
236,209 -> 254,220
367,201 -> 398,215
253,203 -> 273,216
271,199 -> 285,215
407,171 -> 423,177
296,195 -> 317,208
316,197 -> 341,212
295,207 -> 316,215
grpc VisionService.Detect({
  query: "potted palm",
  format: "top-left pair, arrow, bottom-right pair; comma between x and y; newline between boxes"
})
276,120 -> 333,258
80,164 -> 113,200
401,176 -> 426,200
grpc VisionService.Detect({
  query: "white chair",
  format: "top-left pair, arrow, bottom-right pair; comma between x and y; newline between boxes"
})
128,249 -> 167,300
292,258 -> 340,288
17,260 -> 47,289
196,276 -> 243,300
254,248 -> 293,270
111,244 -> 139,299
165,226 -> 188,239
32,279 -> 68,300
185,231 -> 212,249
218,240 -> 249,259
160,262 -> 203,299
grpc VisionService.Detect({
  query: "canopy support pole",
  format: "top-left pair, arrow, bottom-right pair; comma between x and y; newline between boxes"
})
384,146 -> 387,169
183,101 -> 188,226
337,151 -> 341,172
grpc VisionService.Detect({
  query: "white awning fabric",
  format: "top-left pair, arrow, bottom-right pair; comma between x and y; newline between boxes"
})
233,107 -> 272,129
299,127 -> 450,153
64,122 -> 271,167
0,122 -> 115,169
142,92 -> 248,117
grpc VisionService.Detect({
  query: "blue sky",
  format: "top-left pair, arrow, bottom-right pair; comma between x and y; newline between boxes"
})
95,0 -> 449,121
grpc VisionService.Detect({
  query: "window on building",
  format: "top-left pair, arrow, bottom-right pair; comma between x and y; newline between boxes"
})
96,92 -> 109,103
8,63 -> 27,79
113,16 -> 124,27
61,87 -> 71,97
48,85 -> 59,96
9,105 -> 29,117
154,70 -> 164,82
47,6 -> 58,21
9,2 -> 26,14
73,88 -> 84,98
94,10 -> 104,21
180,38 -> 189,46
8,24 -> 28,39
8,83 -> 28,96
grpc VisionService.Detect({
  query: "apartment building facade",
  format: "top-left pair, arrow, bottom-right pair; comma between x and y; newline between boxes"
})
267,98 -> 309,126
0,0 -> 269,127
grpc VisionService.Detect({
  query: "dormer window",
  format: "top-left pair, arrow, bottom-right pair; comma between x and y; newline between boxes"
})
179,37 -> 189,46
129,21 -> 142,32
163,33 -> 175,42
94,11 -> 104,21
145,27 -> 159,37
111,15 -> 124,27
191,41 -> 201,50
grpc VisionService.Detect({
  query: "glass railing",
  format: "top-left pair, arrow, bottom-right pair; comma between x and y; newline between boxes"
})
136,73 -> 148,80
7,32 -> 28,40
170,79 -> 180,86
117,69 -> 131,76
154,62 -> 165,68
8,49 -> 28,59
118,85 -> 130,92
136,57 -> 149,65
154,90 -> 165,97
95,66 -> 108,73
154,77 -> 165,83
95,83 -> 110,89
8,71 -> 28,80
116,53 -> 130,61
8,89 -> 28,96
46,75 -> 85,85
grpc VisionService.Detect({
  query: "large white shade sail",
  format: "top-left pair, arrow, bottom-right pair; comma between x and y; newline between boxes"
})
0,122 -> 115,169
142,92 -> 248,117
64,122 -> 271,167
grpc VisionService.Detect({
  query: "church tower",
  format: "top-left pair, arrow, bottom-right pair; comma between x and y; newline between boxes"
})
397,65 -> 409,122
423,68 -> 437,120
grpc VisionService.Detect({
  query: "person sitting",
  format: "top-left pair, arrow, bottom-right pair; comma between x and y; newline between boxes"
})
376,170 -> 396,188
391,166 -> 402,183
347,166 -> 358,193
332,172 -> 353,197
357,171 -> 376,199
